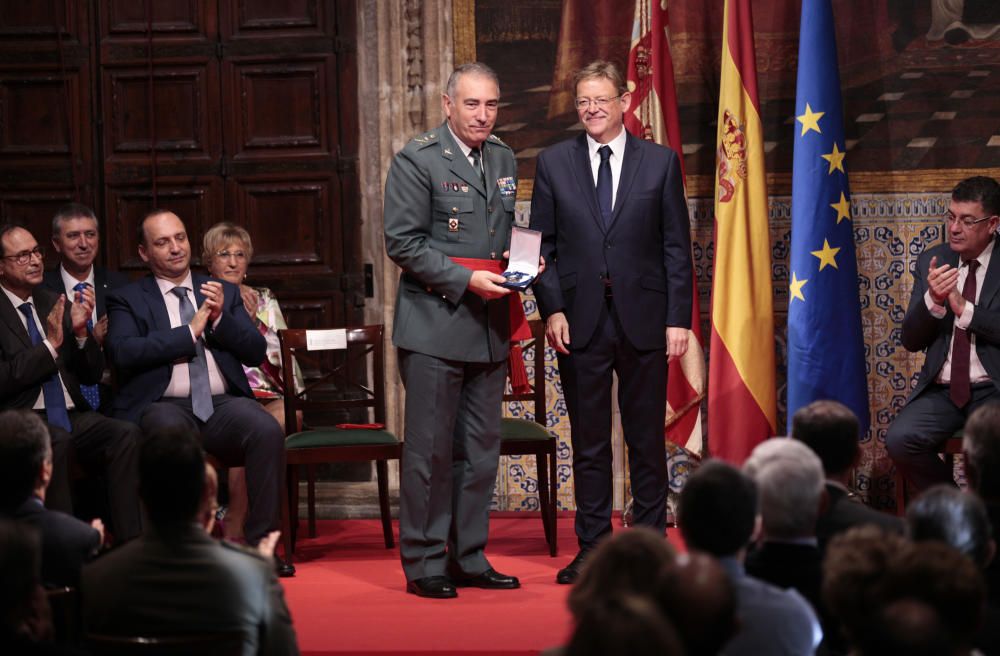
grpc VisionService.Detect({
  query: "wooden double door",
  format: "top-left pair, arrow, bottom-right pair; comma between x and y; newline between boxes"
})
0,0 -> 363,330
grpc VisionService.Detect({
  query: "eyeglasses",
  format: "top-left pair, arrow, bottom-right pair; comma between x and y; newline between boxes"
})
215,250 -> 248,261
574,95 -> 622,110
2,246 -> 44,266
946,213 -> 997,229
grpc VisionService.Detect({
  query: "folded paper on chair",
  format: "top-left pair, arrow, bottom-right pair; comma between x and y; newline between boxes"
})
500,227 -> 542,290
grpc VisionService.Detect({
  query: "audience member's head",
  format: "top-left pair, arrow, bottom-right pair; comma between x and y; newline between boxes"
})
677,460 -> 758,557
202,222 -> 254,287
790,399 -> 860,480
567,527 -> 676,621
50,203 -> 100,276
861,597 -> 953,656
964,401 -> 1000,500
0,520 -> 50,642
0,410 -> 52,512
952,175 -> 1000,217
139,426 -> 206,526
655,552 -> 738,656
564,594 -> 685,656
907,485 -> 994,568
744,438 -> 825,540
137,209 -> 191,283
824,525 -> 985,655
0,223 -> 44,298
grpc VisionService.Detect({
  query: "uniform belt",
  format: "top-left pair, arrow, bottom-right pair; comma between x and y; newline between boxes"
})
449,257 -> 531,394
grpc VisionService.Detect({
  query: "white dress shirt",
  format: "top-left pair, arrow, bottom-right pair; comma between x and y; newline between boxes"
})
924,238 -> 993,384
1,284 -> 76,410
586,126 -> 628,209
156,274 -> 228,398
59,264 -> 97,325
447,124 -> 484,174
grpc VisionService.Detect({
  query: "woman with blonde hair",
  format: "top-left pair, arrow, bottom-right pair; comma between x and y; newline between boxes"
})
202,222 -> 302,540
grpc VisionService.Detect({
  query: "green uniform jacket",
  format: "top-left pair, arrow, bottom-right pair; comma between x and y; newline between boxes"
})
384,123 -> 518,363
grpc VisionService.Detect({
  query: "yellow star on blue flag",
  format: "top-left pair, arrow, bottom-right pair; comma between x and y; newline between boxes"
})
787,0 -> 869,433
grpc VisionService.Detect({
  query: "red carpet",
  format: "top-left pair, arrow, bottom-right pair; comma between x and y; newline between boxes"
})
281,514 -> 683,655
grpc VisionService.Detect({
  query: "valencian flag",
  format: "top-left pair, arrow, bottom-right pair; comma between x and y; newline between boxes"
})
787,0 -> 869,431
624,0 -> 705,456
708,0 -> 777,463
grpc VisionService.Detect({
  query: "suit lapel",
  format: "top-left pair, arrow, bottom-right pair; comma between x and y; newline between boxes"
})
608,133 -> 642,231
94,267 -> 108,318
570,133 -> 605,234
979,237 -> 1000,308
0,290 -> 32,348
441,127 -> 486,198
141,275 -> 173,331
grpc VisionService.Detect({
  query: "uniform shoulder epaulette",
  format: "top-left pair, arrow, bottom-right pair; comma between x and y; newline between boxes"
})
409,131 -> 439,149
487,134 -> 511,149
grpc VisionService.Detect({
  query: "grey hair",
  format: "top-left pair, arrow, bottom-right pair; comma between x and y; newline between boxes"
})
445,62 -> 500,98
743,437 -> 825,539
51,203 -> 98,237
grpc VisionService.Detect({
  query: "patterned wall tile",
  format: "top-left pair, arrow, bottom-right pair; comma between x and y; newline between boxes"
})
495,193 -> 950,513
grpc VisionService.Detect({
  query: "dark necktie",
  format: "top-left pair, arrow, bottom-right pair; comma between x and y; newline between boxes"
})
949,259 -> 979,408
470,148 -> 486,189
171,287 -> 214,421
18,302 -> 72,431
597,145 -> 613,229
72,281 -> 100,410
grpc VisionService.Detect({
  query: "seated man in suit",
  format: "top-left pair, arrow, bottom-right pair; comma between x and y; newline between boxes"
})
43,203 -> 130,414
0,409 -> 102,587
82,426 -> 299,655
791,399 -> 903,552
105,209 -> 289,574
887,176 -> 1000,494
0,223 -> 141,543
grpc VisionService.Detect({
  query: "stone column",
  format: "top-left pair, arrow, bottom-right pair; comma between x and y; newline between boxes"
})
356,0 -> 454,495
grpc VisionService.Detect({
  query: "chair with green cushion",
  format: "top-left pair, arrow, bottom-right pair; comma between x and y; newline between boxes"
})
500,319 -> 558,556
279,325 -> 401,553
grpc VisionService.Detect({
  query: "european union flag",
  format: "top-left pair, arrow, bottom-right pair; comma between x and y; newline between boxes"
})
787,0 -> 870,433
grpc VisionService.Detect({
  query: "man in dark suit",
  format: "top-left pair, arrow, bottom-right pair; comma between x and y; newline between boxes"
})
384,62 -> 525,598
887,176 -> 1000,494
43,203 -> 130,414
0,410 -> 102,587
791,399 -> 903,552
529,60 -> 693,584
83,427 -> 298,655
0,223 -> 141,542
105,210 -> 288,573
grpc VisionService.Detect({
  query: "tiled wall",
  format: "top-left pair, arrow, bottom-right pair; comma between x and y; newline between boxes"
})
494,193 -> 950,513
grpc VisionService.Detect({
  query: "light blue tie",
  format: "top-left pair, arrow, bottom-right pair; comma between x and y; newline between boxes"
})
18,302 -> 72,431
171,287 -> 214,422
72,282 -> 101,411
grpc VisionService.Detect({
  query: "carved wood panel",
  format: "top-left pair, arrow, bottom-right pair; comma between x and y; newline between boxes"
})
0,0 -> 358,336
0,0 -> 96,240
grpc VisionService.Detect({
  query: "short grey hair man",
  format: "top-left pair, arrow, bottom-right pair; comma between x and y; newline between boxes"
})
744,438 -> 825,539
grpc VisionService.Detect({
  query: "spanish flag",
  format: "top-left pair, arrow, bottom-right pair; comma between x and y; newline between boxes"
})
624,0 -> 705,457
708,0 -> 777,463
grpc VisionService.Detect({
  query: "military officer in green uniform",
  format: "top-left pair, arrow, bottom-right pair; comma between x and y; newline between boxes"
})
384,62 -> 523,599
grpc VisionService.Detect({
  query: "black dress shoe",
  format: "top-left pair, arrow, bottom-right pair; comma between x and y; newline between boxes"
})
556,550 -> 589,584
274,556 -> 296,578
406,576 -> 458,599
453,568 -> 520,589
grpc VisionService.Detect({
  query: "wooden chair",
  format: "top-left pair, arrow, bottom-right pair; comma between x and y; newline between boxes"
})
279,325 -> 401,553
86,632 -> 243,655
500,319 -> 558,556
46,586 -> 80,646
894,430 -> 964,515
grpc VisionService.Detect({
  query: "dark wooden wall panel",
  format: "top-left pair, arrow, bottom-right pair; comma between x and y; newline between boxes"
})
1,0 -> 358,336
221,0 -> 325,40
105,179 -> 223,269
